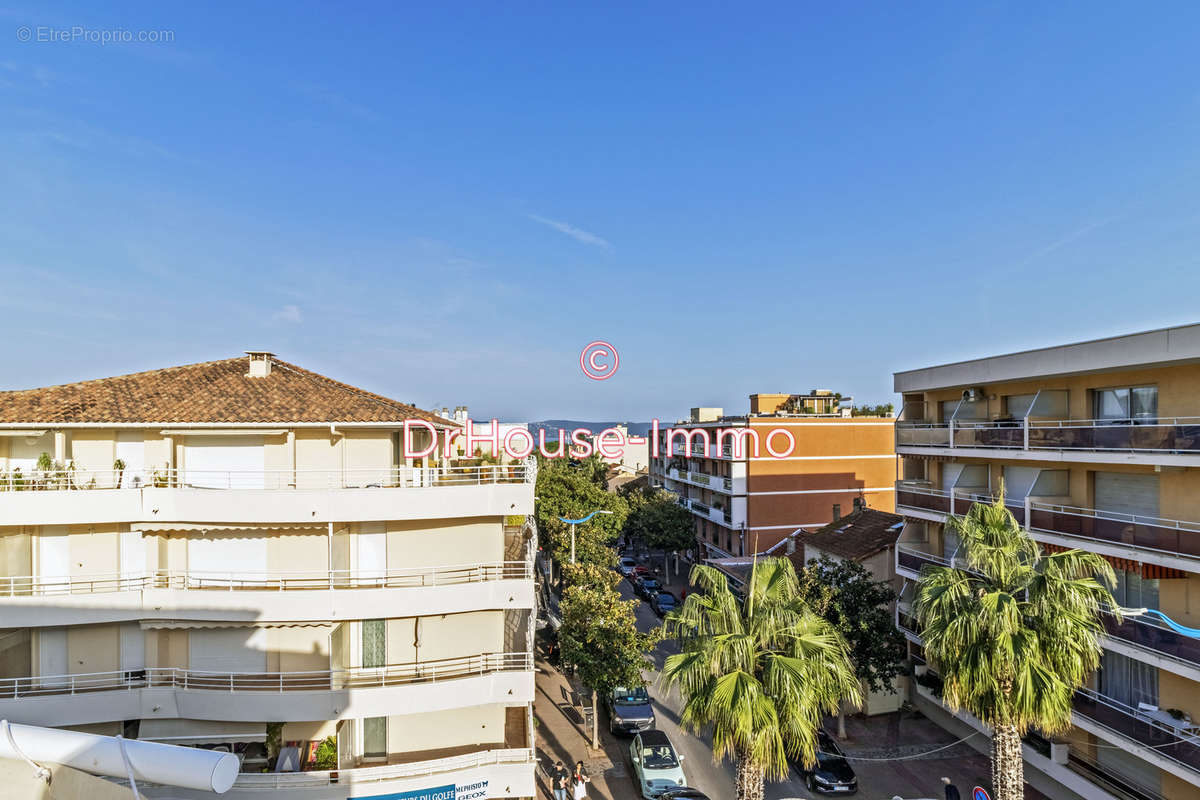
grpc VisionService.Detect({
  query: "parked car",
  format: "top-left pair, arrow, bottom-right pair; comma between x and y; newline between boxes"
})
635,576 -> 661,599
794,729 -> 857,794
629,730 -> 686,798
618,557 -> 638,577
651,592 -> 677,616
605,685 -> 655,735
659,790 -> 710,800
628,566 -> 651,585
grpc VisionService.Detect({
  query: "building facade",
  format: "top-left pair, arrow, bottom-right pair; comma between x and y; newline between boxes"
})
893,324 -> 1200,800
0,352 -> 538,800
648,392 -> 895,558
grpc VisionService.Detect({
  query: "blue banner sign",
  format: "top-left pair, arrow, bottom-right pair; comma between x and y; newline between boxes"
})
354,778 -> 489,800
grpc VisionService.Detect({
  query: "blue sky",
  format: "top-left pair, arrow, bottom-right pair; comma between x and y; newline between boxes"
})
3,2 -> 1200,421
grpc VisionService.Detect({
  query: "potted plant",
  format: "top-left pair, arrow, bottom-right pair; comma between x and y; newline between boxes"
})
114,458 -> 126,489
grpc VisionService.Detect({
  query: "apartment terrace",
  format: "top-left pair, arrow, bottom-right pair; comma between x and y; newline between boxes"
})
0,652 -> 534,726
0,463 -> 535,526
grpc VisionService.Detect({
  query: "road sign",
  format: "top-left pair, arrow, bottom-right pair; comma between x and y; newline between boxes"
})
973,787 -> 991,800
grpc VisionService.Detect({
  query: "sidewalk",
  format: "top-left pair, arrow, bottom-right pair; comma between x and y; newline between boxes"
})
533,656 -> 637,800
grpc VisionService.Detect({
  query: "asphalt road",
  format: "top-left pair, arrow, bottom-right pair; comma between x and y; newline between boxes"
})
620,577 -> 821,800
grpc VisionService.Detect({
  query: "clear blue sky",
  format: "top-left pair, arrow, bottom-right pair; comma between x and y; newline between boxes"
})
3,2 -> 1200,421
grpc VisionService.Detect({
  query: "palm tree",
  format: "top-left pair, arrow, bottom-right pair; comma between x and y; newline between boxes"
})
662,558 -> 860,800
913,493 -> 1117,800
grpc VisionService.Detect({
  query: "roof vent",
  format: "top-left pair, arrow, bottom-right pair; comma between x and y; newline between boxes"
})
246,351 -> 274,378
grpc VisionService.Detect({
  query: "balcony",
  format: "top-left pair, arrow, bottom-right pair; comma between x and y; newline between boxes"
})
1102,612 -> 1200,679
1028,502 -> 1200,564
0,464 -> 535,526
0,652 -> 534,727
895,481 -> 1025,523
897,418 -> 1200,465
1073,688 -> 1200,782
0,563 -> 535,627
217,747 -> 536,799
896,544 -> 956,578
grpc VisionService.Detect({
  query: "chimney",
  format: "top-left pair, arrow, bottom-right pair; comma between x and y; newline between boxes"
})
246,351 -> 274,378
785,536 -> 796,555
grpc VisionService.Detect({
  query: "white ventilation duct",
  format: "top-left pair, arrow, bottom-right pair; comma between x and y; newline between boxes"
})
0,720 -> 238,793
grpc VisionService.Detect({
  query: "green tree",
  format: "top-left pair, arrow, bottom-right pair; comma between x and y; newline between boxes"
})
913,494 -> 1117,800
663,559 -> 861,800
796,556 -> 906,738
535,460 -> 628,578
560,578 -> 662,748
624,488 -> 695,578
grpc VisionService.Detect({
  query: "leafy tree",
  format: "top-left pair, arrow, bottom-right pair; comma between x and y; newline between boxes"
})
913,494 -> 1116,800
663,559 -> 860,800
560,579 -> 662,748
796,556 -> 906,738
623,488 -> 695,578
535,460 -> 628,579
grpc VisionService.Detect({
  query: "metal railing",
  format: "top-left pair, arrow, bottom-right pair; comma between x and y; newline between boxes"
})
1103,611 -> 1200,670
897,417 -> 1200,455
0,463 -> 533,492
896,544 -> 957,575
895,481 -> 1023,523
0,652 -> 532,699
1074,687 -> 1200,774
233,747 -> 535,789
1028,502 -> 1200,560
0,561 -> 532,597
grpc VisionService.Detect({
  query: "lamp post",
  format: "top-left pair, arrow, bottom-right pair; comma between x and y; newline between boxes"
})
558,509 -> 614,564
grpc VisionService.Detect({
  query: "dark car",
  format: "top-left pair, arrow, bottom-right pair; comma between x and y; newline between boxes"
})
794,729 -> 857,794
652,592 -> 677,616
606,685 -> 655,735
635,576 -> 661,598
659,790 -> 710,800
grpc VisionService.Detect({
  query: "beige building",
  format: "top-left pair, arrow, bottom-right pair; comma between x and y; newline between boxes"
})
649,392 -> 896,558
0,352 -> 538,800
894,324 -> 1200,800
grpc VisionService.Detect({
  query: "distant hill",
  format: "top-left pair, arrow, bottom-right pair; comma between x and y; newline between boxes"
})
527,420 -> 658,440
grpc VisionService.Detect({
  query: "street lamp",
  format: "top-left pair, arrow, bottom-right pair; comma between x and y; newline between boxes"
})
558,509 -> 613,564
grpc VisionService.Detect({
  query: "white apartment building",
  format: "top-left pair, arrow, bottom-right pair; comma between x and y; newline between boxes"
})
0,352 -> 538,800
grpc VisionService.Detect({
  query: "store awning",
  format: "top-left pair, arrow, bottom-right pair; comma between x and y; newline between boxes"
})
139,620 -> 334,631
131,522 -> 324,533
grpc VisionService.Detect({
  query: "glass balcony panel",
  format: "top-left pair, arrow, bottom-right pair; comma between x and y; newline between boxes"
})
1073,689 -> 1200,774
1029,505 -> 1200,559
1104,614 -> 1200,669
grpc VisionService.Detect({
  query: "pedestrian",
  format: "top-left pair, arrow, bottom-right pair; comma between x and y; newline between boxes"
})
550,760 -> 569,800
942,776 -> 961,800
572,761 -> 590,800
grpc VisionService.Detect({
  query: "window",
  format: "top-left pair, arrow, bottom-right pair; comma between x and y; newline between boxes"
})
1100,650 -> 1158,710
1112,570 -> 1159,611
361,619 -> 385,668
1094,386 -> 1157,422
363,716 -> 387,758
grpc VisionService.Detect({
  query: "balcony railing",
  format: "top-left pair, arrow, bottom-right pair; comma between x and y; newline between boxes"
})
1074,688 -> 1200,775
0,463 -> 533,492
896,544 -> 957,576
232,747 -> 534,790
1029,502 -> 1200,560
0,561 -> 532,597
0,652 -> 532,699
1103,611 -> 1200,671
895,481 -> 1025,523
897,417 -> 1200,455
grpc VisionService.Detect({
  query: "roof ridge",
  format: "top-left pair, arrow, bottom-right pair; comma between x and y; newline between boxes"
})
0,357 -> 244,396
270,360 -> 450,424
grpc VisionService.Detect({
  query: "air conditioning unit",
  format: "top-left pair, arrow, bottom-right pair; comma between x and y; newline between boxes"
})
962,387 -> 985,403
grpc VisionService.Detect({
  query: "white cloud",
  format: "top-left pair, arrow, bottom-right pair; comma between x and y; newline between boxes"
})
272,304 -> 302,324
527,214 -> 610,248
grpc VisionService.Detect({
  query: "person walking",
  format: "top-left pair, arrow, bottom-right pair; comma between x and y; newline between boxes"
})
550,761 -> 569,800
941,776 -> 961,800
571,761 -> 590,800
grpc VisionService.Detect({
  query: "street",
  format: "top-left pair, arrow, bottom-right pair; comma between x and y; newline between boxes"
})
535,551 -> 1044,800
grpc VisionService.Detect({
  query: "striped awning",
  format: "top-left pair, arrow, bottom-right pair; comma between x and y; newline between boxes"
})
1040,543 -> 1187,580
131,522 -> 324,533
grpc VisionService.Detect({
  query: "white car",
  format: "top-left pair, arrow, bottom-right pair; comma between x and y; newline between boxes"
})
629,730 -> 686,798
618,557 -> 638,577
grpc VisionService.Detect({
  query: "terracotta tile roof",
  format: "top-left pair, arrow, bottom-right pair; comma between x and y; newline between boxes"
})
0,355 -> 454,425
795,508 -> 904,563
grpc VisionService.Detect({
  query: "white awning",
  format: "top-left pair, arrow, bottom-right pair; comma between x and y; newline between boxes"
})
162,429 -> 287,436
139,620 -> 334,631
131,522 -> 324,533
137,719 -> 266,745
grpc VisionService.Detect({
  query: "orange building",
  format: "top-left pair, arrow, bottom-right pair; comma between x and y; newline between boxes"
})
648,391 -> 896,558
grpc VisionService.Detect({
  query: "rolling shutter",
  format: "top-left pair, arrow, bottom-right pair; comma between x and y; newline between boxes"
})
1094,472 -> 1159,519
183,436 -> 265,489
188,628 -> 268,673
188,533 -> 268,582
